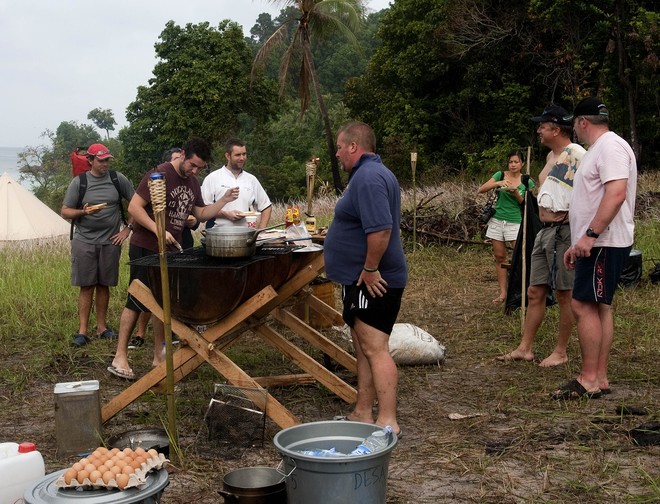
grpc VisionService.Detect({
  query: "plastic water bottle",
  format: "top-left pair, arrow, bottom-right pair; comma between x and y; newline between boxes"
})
350,426 -> 393,456
296,447 -> 345,457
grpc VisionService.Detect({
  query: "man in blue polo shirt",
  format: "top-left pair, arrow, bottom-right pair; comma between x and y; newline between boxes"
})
324,121 -> 407,437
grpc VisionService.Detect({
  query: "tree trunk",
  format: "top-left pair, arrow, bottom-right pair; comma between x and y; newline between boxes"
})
615,0 -> 641,163
302,39 -> 344,195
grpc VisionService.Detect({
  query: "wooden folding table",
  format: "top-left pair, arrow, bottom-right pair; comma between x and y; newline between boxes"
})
102,253 -> 357,429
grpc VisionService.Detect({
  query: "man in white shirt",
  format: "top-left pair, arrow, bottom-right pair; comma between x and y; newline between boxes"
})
552,97 -> 637,400
201,137 -> 272,229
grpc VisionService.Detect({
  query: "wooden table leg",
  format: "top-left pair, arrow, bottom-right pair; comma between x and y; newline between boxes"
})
271,307 -> 356,374
254,324 -> 358,404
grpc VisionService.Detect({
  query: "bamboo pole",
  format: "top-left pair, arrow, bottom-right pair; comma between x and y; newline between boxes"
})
411,151 -> 417,254
520,147 -> 531,335
147,174 -> 177,456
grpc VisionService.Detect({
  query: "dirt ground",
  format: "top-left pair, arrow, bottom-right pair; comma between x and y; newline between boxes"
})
2,246 -> 659,503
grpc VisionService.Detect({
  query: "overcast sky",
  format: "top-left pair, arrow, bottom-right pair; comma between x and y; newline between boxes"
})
0,0 -> 391,148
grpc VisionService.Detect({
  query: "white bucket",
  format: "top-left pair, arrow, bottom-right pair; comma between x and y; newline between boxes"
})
0,442 -> 45,504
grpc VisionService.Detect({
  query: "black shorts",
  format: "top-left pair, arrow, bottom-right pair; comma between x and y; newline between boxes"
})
125,244 -> 157,312
341,282 -> 404,335
573,246 -> 631,305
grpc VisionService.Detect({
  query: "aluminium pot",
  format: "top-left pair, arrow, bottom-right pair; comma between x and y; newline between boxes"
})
202,223 -> 283,258
218,467 -> 287,504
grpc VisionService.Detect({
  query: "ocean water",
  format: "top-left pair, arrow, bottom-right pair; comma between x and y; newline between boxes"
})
0,146 -> 35,191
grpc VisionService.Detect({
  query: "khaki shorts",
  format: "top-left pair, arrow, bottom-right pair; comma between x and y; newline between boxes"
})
529,224 -> 574,291
71,239 -> 122,287
486,218 -> 520,242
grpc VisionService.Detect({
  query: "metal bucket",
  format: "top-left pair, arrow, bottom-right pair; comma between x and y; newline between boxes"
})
273,421 -> 397,504
219,467 -> 287,504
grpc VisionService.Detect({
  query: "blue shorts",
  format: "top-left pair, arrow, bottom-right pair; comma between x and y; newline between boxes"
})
341,282 -> 404,335
573,246 -> 631,305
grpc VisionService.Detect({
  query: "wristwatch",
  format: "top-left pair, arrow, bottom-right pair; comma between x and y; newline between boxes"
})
586,227 -> 599,238
127,224 -> 134,231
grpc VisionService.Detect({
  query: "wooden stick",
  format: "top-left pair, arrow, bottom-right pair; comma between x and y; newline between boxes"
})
520,147 -> 531,335
148,175 -> 177,457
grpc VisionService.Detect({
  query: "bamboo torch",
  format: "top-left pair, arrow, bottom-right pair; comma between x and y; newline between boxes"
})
305,157 -> 319,233
147,173 -> 177,453
520,146 -> 532,335
411,149 -> 417,254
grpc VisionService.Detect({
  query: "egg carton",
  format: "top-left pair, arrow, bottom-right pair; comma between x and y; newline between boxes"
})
54,453 -> 169,491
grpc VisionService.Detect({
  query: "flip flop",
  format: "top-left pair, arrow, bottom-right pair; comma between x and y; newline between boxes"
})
395,430 -> 404,440
107,365 -> 135,381
551,379 -> 602,400
601,387 -> 612,395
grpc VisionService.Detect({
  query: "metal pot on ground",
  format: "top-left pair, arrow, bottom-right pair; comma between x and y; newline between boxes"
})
219,467 -> 287,504
202,223 -> 283,258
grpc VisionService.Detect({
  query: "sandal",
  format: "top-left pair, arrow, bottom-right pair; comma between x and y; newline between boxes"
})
72,333 -> 89,347
98,328 -> 117,339
107,365 -> 136,381
551,379 -> 602,400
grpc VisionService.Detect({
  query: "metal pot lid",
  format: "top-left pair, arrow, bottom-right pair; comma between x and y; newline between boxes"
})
107,428 -> 169,453
24,468 -> 169,504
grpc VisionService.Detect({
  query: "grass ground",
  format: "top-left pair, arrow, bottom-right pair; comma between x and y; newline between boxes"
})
0,175 -> 658,502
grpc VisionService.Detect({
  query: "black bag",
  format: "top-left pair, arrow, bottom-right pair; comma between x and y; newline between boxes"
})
480,191 -> 497,224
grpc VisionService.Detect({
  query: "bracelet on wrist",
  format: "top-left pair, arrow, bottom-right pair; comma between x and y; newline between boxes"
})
363,266 -> 378,273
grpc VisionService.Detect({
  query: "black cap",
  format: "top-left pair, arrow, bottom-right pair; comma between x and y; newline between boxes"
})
531,105 -> 572,126
567,97 -> 609,120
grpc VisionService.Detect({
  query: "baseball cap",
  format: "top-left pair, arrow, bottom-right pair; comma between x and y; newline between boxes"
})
531,105 -> 572,126
567,97 -> 609,119
87,143 -> 113,160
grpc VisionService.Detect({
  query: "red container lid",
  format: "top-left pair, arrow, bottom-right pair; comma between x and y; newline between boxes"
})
18,442 -> 37,453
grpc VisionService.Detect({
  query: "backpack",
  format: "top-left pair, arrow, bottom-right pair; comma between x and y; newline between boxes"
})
70,147 -> 91,177
70,170 -> 127,239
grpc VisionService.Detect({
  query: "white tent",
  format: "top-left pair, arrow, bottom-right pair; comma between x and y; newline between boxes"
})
0,172 -> 70,246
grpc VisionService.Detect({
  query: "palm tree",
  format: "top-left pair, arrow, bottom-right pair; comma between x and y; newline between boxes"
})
252,0 -> 365,194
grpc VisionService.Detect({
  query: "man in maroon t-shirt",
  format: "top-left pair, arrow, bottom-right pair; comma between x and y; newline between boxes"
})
109,137 -> 238,380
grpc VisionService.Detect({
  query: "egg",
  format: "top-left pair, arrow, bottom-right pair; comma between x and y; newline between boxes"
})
115,451 -> 126,460
64,468 -> 78,485
110,447 -> 120,454
115,473 -> 130,490
102,470 -> 114,485
97,446 -> 109,454
89,470 -> 102,484
121,465 -> 134,475
104,458 -> 115,469
110,465 -> 122,475
115,460 -> 127,470
84,463 -> 96,474
79,457 -> 90,466
134,447 -> 146,456
122,447 -> 134,457
147,448 -> 159,459
72,462 -> 84,472
130,459 -> 143,471
97,464 -> 109,474
76,469 -> 90,483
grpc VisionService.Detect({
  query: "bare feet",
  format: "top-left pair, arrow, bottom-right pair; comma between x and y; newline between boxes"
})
346,413 -> 374,423
492,295 -> 505,304
496,350 -> 534,362
539,352 -> 568,367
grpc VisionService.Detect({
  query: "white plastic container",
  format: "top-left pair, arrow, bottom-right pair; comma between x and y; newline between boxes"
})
0,442 -> 46,504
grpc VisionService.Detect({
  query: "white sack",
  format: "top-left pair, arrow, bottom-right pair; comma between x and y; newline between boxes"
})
388,323 -> 446,365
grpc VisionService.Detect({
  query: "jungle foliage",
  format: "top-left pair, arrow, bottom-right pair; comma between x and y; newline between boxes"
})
19,0 -> 658,205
